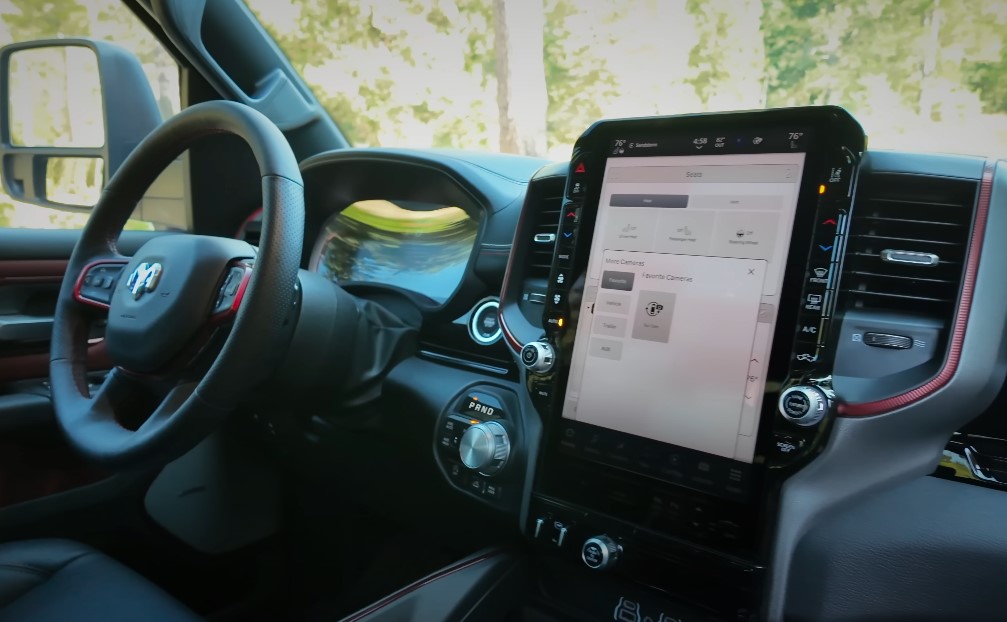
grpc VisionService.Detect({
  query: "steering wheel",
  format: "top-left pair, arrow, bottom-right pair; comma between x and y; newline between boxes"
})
49,101 -> 303,469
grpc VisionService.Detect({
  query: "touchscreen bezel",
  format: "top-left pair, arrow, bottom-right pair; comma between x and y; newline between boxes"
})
536,107 -> 865,508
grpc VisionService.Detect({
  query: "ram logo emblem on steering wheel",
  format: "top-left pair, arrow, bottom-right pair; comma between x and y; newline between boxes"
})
126,262 -> 163,300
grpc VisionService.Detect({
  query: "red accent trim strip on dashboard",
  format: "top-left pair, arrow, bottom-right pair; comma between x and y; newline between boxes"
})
498,198 -> 531,352
498,304 -> 522,352
341,551 -> 500,622
839,160 -> 996,417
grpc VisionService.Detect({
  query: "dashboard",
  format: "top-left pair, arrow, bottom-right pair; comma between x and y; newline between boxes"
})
252,108 -> 1007,622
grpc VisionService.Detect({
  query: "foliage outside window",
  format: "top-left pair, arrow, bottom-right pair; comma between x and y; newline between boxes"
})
247,0 -> 1007,159
0,0 -> 181,229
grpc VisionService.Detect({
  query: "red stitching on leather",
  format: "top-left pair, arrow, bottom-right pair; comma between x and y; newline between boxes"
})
840,160 -> 996,417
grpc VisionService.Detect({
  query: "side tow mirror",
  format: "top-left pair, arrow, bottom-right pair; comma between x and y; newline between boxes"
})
0,38 -> 162,211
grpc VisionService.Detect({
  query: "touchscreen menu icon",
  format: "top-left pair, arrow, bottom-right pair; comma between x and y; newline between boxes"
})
632,291 -> 676,343
601,271 -> 635,291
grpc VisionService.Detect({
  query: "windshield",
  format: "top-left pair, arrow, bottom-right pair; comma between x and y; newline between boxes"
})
249,1 -> 1007,159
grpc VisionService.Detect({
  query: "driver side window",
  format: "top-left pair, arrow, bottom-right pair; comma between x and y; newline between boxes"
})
0,0 -> 184,230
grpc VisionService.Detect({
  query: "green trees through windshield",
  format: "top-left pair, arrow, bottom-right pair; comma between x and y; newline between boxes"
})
3,0 -> 1006,229
249,0 -> 1007,159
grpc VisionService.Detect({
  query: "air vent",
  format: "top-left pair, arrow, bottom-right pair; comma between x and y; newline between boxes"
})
527,194 -> 562,279
841,173 -> 978,321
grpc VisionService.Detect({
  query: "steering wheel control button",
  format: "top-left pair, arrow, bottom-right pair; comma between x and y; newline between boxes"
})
778,386 -> 829,427
468,299 -> 502,346
459,421 -> 511,475
522,341 -> 556,373
76,262 -> 127,307
582,535 -> 621,570
213,266 -> 249,315
863,332 -> 913,349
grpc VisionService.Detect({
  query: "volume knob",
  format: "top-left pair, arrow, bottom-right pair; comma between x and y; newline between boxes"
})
582,535 -> 621,571
459,421 -> 510,475
778,386 -> 829,427
521,341 -> 555,374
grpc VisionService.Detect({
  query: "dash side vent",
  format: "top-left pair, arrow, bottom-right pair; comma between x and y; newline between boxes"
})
841,172 -> 978,322
527,194 -> 562,279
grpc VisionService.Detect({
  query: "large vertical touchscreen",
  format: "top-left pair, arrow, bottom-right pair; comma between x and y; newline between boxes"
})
561,151 -> 805,464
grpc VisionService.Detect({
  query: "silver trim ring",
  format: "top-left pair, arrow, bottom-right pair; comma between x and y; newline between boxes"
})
468,298 -> 502,346
582,537 -> 610,569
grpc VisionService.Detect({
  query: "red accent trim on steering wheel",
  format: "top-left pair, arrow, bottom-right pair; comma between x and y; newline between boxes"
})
72,259 -> 130,310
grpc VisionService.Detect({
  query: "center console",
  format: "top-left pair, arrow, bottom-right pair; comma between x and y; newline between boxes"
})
516,108 -> 866,620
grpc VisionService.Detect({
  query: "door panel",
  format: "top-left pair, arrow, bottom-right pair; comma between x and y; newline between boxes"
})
0,230 -> 167,381
0,229 -> 166,259
0,393 -> 108,509
0,229 -> 168,509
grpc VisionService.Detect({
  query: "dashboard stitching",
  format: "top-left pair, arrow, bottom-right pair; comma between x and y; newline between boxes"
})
839,159 -> 995,417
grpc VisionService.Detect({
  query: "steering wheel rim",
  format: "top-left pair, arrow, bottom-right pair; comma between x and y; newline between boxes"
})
49,100 -> 303,469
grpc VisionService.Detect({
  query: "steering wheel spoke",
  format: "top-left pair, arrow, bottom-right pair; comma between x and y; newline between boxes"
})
136,381 -> 199,435
85,367 -> 172,429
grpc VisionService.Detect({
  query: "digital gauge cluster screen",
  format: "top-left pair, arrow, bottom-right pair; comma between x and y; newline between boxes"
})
309,199 -> 478,303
